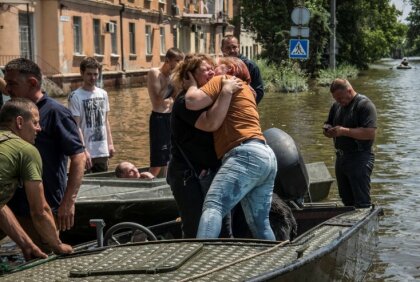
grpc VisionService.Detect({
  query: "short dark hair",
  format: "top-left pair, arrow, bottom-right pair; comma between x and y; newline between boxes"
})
330,78 -> 350,93
4,58 -> 43,85
165,48 -> 185,60
221,35 -> 238,47
80,57 -> 101,73
0,98 -> 37,127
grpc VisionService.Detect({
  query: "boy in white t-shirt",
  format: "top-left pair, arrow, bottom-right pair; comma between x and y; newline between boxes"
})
68,57 -> 115,173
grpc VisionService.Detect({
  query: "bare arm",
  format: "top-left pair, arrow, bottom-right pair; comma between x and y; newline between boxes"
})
57,151 -> 85,231
25,180 -> 73,254
105,112 -> 115,158
185,72 -> 213,111
194,77 -> 243,132
0,205 -> 47,260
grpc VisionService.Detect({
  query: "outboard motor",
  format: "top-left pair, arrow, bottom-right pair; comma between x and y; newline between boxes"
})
263,128 -> 309,201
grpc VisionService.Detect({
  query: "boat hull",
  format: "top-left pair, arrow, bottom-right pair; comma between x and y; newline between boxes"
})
253,206 -> 382,281
64,162 -> 334,243
61,180 -> 179,244
1,205 -> 383,282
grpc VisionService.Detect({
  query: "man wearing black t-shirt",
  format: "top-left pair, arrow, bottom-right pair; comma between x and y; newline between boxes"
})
323,79 -> 377,208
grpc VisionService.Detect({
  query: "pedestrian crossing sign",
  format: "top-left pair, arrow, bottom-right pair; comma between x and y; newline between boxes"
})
289,39 -> 309,59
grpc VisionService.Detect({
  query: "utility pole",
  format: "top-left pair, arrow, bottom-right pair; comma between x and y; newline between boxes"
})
329,0 -> 336,70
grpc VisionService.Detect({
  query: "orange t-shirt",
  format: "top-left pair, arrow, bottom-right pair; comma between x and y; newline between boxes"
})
200,75 -> 265,159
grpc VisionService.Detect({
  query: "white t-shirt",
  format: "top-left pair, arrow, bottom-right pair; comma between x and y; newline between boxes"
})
68,87 -> 110,158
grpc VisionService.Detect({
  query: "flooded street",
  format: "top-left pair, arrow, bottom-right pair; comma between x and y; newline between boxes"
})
57,58 -> 419,280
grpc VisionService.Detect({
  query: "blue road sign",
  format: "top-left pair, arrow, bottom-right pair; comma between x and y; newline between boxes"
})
289,39 -> 309,59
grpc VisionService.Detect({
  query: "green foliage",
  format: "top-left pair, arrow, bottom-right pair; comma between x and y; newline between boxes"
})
335,0 -> 405,68
406,0 -> 420,54
317,64 -> 359,86
257,59 -> 308,93
240,0 -> 404,71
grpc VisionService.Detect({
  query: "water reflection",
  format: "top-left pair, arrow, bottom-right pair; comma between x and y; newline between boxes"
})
56,58 -> 420,279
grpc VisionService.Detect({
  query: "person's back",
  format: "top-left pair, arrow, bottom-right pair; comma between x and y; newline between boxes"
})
201,74 -> 263,158
184,56 -> 277,240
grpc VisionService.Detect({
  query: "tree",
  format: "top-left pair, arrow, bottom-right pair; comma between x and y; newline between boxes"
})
336,0 -> 406,68
407,0 -> 420,54
240,0 -> 330,74
240,0 -> 404,71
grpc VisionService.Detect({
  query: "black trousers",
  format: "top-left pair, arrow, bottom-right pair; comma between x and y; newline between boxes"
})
167,160 -> 231,238
335,150 -> 375,208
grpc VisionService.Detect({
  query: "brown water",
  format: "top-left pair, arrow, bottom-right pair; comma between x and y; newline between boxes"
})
57,58 -> 420,280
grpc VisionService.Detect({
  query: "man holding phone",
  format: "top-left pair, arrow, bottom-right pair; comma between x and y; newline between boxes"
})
323,78 -> 377,208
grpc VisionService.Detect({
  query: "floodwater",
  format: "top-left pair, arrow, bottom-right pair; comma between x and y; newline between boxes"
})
57,58 -> 419,280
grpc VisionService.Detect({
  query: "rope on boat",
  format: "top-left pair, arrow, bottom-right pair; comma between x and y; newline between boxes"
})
177,240 -> 290,282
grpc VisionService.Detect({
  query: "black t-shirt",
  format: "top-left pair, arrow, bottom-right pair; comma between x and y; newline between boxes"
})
170,91 -> 220,171
326,94 -> 377,151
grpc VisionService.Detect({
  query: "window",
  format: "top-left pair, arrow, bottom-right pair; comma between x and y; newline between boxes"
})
73,16 -> 83,54
19,13 -> 34,59
145,25 -> 152,55
129,22 -> 136,54
160,27 -> 166,55
93,19 -> 103,54
111,21 -> 118,54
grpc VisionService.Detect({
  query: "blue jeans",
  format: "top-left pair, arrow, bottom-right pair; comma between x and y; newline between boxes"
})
197,141 -> 277,240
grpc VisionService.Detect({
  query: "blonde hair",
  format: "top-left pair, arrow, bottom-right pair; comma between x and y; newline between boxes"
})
171,53 -> 215,93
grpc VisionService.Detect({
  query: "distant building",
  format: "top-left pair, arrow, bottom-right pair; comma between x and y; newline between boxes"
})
0,0 -> 234,91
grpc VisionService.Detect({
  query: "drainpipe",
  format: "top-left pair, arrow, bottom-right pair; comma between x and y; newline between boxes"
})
119,1 -> 126,72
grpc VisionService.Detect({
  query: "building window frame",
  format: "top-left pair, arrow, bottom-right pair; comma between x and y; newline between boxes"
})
93,19 -> 103,55
160,27 -> 166,55
129,22 -> 136,55
146,25 -> 153,56
73,16 -> 83,55
18,12 -> 34,60
110,21 -> 118,55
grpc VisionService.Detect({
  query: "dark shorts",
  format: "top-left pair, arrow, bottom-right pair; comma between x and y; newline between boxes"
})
85,157 -> 109,174
149,111 -> 171,167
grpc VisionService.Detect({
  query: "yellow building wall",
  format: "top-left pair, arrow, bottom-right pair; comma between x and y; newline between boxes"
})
0,0 -> 235,79
0,6 -> 20,63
